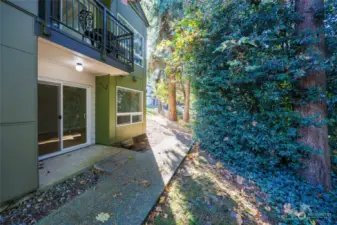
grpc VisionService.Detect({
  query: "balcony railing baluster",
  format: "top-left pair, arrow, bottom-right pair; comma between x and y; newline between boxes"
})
43,0 -> 134,70
72,0 -> 74,28
102,7 -> 107,60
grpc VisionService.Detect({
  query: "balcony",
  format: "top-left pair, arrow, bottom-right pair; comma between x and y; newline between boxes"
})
37,0 -> 134,73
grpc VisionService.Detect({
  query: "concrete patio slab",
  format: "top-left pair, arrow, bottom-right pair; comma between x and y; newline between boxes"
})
39,145 -> 124,188
38,115 -> 192,225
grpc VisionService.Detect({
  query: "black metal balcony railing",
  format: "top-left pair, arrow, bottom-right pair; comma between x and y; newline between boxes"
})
42,0 -> 134,70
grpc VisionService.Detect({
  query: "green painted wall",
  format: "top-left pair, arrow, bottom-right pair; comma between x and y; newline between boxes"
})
109,76 -> 117,143
0,1 -> 38,204
115,76 -> 146,141
95,0 -> 148,144
115,0 -> 148,137
96,76 -> 110,145
96,75 -> 146,144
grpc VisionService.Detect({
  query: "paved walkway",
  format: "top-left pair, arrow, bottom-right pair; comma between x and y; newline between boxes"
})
38,115 -> 192,225
39,145 -> 124,188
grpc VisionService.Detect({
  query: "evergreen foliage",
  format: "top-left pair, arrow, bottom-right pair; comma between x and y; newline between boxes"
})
189,0 -> 324,171
143,0 -> 337,223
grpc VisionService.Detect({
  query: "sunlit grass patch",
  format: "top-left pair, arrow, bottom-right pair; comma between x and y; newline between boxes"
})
144,146 -> 272,225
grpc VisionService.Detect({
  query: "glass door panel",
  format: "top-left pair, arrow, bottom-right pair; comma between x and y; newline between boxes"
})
63,86 -> 87,149
38,83 -> 61,156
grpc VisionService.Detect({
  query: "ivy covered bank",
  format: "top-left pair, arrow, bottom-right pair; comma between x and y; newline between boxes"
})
142,0 -> 337,224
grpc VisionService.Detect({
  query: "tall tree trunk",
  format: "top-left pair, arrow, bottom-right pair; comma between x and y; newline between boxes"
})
158,100 -> 163,114
295,0 -> 332,189
168,74 -> 177,121
183,79 -> 190,123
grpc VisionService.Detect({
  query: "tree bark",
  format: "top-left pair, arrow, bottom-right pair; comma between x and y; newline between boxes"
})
183,79 -> 190,123
158,100 -> 163,114
168,74 -> 177,121
295,0 -> 332,189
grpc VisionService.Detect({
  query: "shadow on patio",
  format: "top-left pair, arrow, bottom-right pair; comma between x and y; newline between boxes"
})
37,114 -> 192,225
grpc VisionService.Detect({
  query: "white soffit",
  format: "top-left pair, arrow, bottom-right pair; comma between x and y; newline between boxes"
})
38,38 -> 129,76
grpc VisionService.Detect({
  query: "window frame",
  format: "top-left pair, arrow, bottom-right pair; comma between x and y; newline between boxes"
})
116,86 -> 144,127
117,13 -> 144,67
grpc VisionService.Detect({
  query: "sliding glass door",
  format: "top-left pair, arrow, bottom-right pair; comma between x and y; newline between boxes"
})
63,85 -> 87,149
38,83 -> 61,156
38,81 -> 89,158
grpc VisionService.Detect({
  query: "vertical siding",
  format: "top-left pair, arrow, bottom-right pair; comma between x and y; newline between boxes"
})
0,1 -> 39,204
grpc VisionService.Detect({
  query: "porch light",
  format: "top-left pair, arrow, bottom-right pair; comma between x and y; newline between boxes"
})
75,63 -> 83,72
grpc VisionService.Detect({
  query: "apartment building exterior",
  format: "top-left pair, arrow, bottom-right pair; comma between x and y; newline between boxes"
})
0,0 -> 149,204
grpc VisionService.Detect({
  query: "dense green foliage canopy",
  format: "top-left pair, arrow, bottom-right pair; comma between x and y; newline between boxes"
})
143,0 -> 337,223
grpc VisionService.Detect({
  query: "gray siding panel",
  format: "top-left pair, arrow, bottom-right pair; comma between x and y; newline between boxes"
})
7,0 -> 38,16
1,46 -> 37,124
1,3 -> 37,54
0,2 -> 38,204
0,2 -> 2,46
0,1 -> 2,205
1,123 -> 38,203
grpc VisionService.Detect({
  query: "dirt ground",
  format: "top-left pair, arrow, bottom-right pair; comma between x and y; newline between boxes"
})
144,143 -> 273,225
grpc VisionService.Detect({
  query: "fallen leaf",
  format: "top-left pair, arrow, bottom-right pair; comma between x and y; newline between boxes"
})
283,203 -> 293,215
186,153 -> 195,160
79,180 -> 88,185
96,212 -> 111,222
164,213 -> 168,218
139,180 -> 151,187
148,212 -> 156,221
159,196 -> 166,203
165,185 -> 171,192
216,162 -> 223,169
113,193 -> 123,198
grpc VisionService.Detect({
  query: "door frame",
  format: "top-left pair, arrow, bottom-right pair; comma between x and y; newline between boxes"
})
38,77 -> 92,160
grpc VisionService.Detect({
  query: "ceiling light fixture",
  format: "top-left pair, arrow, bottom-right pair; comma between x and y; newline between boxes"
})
75,63 -> 83,72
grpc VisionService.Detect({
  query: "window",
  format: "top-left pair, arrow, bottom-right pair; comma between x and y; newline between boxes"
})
117,87 -> 143,126
117,14 -> 144,67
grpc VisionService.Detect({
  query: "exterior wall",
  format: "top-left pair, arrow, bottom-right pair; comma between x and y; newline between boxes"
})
0,1 -> 39,204
116,0 -> 147,139
95,0 -> 148,144
96,75 -> 146,144
116,0 -> 147,79
0,0 -> 147,204
38,58 -> 96,144
115,76 -> 146,141
96,75 -> 114,145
